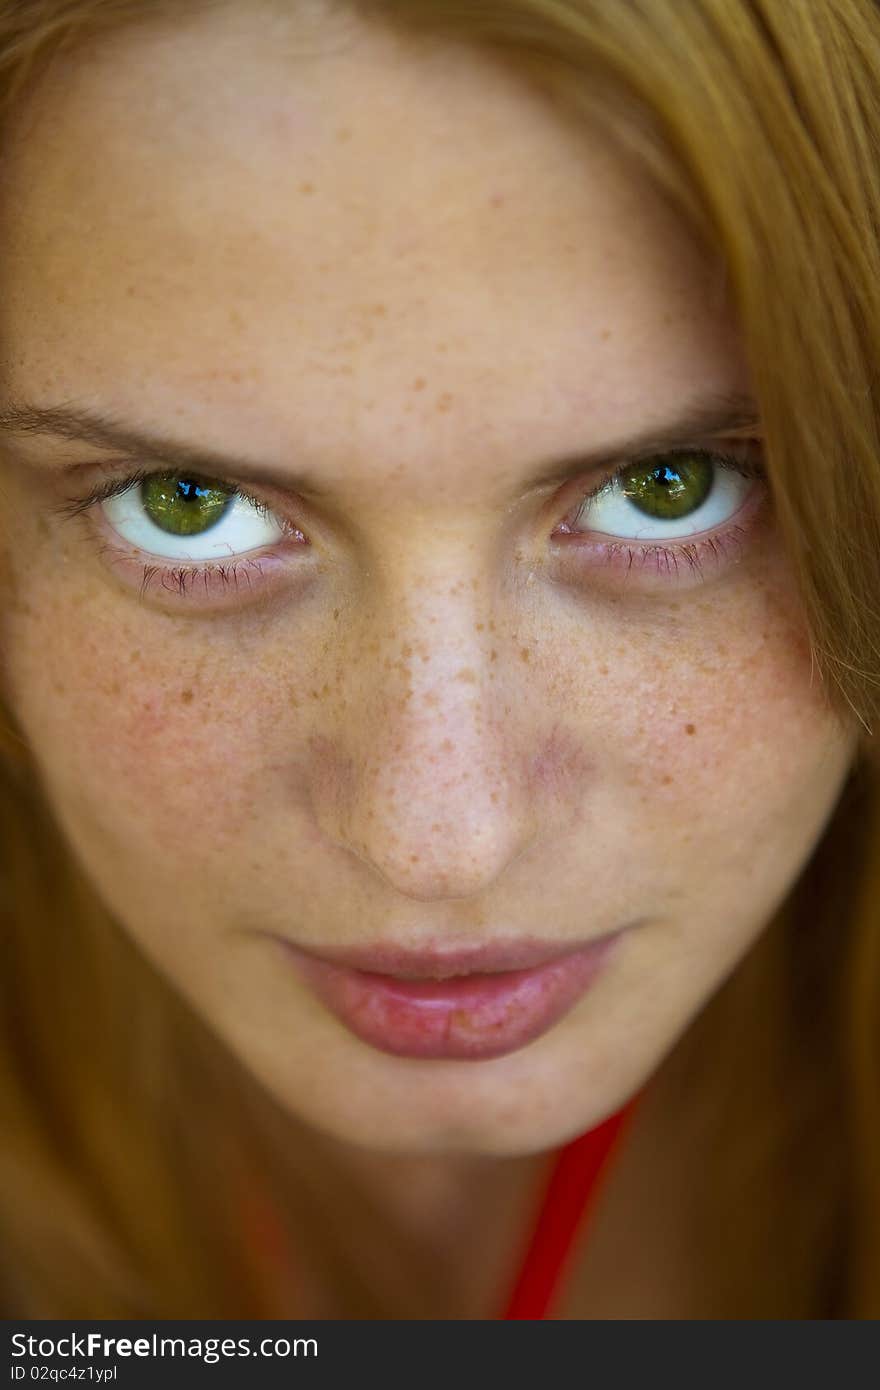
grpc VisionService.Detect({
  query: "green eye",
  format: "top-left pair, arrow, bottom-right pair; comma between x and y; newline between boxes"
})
141,474 -> 235,536
618,453 -> 713,521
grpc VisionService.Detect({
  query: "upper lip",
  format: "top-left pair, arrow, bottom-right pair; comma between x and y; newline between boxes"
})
286,932 -> 615,980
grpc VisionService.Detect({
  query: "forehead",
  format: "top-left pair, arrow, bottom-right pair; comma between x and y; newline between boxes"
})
0,4 -> 746,502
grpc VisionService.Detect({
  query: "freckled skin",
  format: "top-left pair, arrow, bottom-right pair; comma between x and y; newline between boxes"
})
0,3 -> 860,1174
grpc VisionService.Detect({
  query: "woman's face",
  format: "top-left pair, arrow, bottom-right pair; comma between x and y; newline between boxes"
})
0,4 -> 858,1155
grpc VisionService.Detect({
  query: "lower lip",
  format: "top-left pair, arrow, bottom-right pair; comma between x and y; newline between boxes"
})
279,933 -> 624,1061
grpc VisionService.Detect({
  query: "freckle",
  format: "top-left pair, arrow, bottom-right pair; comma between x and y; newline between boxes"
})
413,378 -> 426,391
490,791 -> 498,803
53,681 -> 66,696
335,125 -> 352,141
456,667 -> 477,683
476,622 -> 484,632
488,620 -> 496,633
109,680 -> 121,696
409,854 -> 420,863
430,822 -> 441,832
299,181 -> 316,194
129,649 -> 141,664
598,664 -> 608,676
490,649 -> 497,661
309,689 -> 319,699
333,609 -> 340,620
441,738 -> 454,752
436,392 -> 453,413
685,723 -> 696,734
660,774 -> 672,784
520,647 -> 531,663
402,643 -> 412,657
600,328 -> 611,340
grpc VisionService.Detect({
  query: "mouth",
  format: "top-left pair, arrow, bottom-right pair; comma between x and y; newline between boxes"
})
273,926 -> 631,1061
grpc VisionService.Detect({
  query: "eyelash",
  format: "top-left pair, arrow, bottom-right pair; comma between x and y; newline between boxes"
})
54,443 -> 768,601
557,442 -> 768,582
55,467 -> 301,601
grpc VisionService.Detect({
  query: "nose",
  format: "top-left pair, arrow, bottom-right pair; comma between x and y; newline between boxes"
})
305,570 -> 543,901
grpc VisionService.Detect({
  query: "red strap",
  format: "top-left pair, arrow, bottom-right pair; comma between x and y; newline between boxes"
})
499,1090 -> 643,1319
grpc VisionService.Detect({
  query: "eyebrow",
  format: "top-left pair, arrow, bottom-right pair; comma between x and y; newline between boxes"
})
0,390 -> 762,497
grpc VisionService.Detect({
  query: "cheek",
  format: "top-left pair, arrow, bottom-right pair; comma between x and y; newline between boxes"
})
1,528 -> 852,899
1,577 -> 284,862
590,572 -> 848,831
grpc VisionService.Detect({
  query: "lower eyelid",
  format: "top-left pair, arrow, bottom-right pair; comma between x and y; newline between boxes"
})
553,477 -> 769,583
70,452 -> 768,605
90,529 -> 318,610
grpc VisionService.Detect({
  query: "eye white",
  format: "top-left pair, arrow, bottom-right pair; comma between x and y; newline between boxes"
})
571,460 -> 752,541
101,482 -> 287,561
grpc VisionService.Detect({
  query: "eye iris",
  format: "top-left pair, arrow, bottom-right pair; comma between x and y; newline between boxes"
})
620,453 -> 713,520
141,474 -> 234,536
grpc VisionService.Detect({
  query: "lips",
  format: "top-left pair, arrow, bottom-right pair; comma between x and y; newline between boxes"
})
288,934 -> 611,979
276,930 -> 626,1061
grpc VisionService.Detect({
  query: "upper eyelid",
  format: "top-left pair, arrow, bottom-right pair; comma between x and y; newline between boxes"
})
51,435 -> 762,511
561,439 -> 765,506
50,466 -> 272,522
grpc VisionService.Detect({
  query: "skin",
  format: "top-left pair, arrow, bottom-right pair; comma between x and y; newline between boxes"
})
0,2 -> 861,1311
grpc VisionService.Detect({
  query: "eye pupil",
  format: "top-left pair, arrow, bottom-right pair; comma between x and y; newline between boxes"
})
621,452 -> 713,521
142,473 -> 234,537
